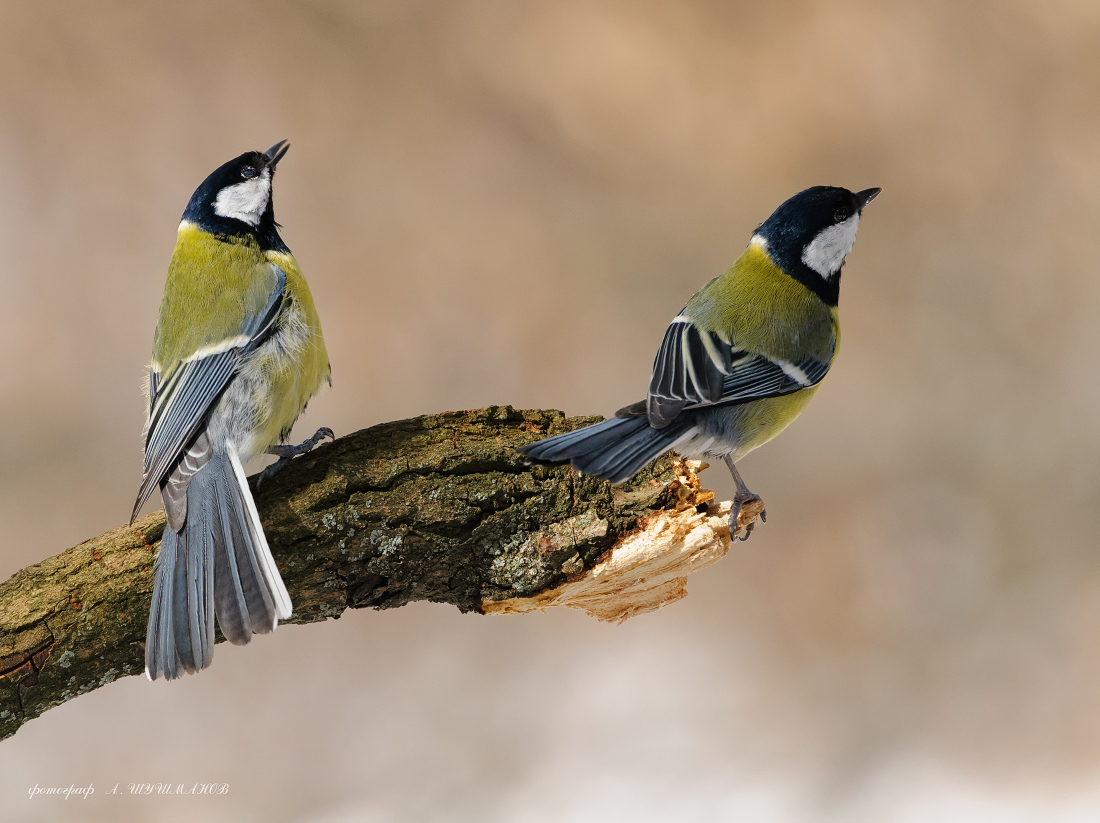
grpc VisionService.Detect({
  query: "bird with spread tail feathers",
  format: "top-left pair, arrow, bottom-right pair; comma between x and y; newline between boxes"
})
520,185 -> 880,540
133,141 -> 332,680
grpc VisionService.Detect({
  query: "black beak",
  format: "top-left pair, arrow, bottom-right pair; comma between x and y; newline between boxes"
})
854,187 -> 881,210
264,139 -> 290,169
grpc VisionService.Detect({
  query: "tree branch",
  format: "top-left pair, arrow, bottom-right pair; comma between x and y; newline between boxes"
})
0,407 -> 732,742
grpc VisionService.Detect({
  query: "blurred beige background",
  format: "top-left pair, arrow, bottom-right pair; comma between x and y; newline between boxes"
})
3,0 -> 1100,820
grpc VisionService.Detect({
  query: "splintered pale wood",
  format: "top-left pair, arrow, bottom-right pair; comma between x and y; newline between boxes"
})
0,407 -> 732,743
484,464 -> 732,622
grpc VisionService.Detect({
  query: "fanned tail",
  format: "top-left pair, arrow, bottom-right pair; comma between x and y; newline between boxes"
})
519,412 -> 696,484
145,445 -> 292,681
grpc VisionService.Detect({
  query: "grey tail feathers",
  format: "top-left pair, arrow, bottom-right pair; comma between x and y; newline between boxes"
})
145,444 -> 292,681
518,412 -> 696,485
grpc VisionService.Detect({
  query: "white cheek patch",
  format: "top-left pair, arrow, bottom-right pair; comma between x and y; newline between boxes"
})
212,169 -> 271,227
802,214 -> 860,278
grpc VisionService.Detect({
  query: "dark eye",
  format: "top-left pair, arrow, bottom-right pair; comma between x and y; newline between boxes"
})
834,207 -> 849,222
241,167 -> 257,180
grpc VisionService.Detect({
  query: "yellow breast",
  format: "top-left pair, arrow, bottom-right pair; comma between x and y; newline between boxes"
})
150,223 -> 330,454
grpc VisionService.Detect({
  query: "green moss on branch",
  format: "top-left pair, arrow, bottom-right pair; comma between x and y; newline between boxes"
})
0,407 -> 698,742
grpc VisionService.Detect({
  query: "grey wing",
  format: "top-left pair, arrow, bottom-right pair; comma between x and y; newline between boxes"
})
131,267 -> 287,523
687,352 -> 832,409
645,313 -> 832,428
647,314 -> 733,427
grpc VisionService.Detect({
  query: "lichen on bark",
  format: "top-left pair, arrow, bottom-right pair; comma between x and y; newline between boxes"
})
0,406 -> 727,743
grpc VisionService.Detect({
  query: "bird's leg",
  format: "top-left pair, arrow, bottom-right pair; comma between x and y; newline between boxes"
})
257,427 -> 335,485
723,455 -> 766,541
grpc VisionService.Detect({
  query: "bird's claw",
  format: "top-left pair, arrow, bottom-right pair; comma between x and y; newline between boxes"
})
730,493 -> 766,542
256,461 -> 287,487
257,427 -> 336,486
285,426 -> 334,454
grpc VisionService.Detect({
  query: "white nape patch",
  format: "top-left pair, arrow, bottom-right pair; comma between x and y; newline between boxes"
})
775,358 -> 812,387
749,234 -> 768,251
212,168 -> 271,227
802,214 -> 860,278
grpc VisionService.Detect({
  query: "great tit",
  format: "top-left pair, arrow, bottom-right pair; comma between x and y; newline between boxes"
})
132,141 -> 332,680
520,185 -> 879,540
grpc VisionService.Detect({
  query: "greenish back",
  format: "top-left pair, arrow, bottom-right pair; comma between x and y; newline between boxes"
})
685,243 -> 837,363
152,223 -> 279,370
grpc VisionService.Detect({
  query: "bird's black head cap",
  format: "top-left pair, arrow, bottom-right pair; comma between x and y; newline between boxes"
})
752,185 -> 880,305
181,140 -> 292,253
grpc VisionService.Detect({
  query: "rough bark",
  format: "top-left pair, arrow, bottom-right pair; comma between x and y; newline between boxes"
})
0,407 -> 732,743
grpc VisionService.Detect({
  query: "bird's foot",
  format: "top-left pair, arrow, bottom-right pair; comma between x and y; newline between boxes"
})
730,492 -> 766,542
257,427 -> 335,486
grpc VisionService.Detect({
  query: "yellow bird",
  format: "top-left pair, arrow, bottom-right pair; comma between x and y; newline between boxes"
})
132,141 -> 331,679
521,186 -> 879,540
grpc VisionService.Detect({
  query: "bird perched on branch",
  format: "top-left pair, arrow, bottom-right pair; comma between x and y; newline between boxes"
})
132,141 -> 332,679
520,185 -> 879,540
